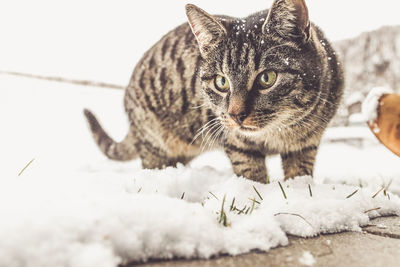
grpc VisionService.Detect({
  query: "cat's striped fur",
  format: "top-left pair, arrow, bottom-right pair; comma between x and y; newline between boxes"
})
84,0 -> 344,183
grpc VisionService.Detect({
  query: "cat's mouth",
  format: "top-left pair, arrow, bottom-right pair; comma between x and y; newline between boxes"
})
223,115 -> 261,132
224,120 -> 260,132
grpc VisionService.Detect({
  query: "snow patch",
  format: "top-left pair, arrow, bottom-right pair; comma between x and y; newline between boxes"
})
299,251 -> 316,266
362,87 -> 393,123
345,91 -> 364,106
377,224 -> 388,229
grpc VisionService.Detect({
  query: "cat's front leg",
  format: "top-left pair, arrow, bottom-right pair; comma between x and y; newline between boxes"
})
224,144 -> 267,183
280,145 -> 319,180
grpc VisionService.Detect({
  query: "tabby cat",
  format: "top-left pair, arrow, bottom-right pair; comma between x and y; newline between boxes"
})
84,0 -> 344,183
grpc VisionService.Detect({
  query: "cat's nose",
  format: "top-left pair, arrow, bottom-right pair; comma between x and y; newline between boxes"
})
229,112 -> 247,125
228,95 -> 248,125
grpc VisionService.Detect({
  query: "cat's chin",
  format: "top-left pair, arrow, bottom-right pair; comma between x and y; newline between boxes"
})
233,126 -> 264,137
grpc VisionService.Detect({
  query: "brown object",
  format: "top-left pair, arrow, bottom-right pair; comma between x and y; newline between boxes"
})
368,93 -> 400,157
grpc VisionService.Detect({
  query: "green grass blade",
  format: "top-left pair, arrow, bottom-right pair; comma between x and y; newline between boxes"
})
253,185 -> 263,201
278,181 -> 287,199
18,158 -> 35,176
346,189 -> 358,199
209,191 -> 219,200
229,197 -> 236,211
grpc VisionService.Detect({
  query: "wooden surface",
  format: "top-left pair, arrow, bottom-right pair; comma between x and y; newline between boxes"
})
369,93 -> 400,157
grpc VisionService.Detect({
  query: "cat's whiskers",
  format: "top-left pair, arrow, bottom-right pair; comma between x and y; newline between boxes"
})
191,118 -> 220,145
201,122 -> 222,152
308,91 -> 340,108
196,118 -> 219,134
250,112 -> 323,144
190,125 -> 219,145
194,117 -> 220,134
207,124 -> 224,151
289,104 -> 330,126
287,113 -> 327,140
199,119 -> 221,144
190,103 -> 207,109
307,113 -> 330,125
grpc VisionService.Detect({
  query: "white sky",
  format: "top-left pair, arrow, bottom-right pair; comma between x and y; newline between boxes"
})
1,0 -> 399,85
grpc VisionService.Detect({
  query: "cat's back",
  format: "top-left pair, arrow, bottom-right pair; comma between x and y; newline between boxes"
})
124,22 -> 213,156
128,22 -> 200,95
126,21 -> 201,116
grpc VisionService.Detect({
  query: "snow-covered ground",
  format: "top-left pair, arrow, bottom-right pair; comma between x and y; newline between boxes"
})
0,75 -> 399,266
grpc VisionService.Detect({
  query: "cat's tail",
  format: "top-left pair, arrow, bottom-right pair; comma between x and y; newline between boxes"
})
83,109 -> 138,161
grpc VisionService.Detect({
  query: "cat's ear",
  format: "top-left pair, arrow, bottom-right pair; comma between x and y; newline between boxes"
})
185,4 -> 227,55
262,0 -> 311,42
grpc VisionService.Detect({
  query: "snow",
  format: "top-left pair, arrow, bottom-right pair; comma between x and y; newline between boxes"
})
377,224 -> 388,229
345,91 -> 364,106
362,87 -> 393,123
0,76 -> 400,266
322,126 -> 376,141
348,113 -> 366,125
299,251 -> 316,266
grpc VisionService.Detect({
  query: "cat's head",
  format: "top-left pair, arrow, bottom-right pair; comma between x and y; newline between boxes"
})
186,0 -> 325,136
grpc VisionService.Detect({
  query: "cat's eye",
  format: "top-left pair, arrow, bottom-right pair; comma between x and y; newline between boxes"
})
214,75 -> 230,92
258,71 -> 277,89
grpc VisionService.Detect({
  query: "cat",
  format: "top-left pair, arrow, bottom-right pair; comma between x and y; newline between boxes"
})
84,0 -> 344,183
